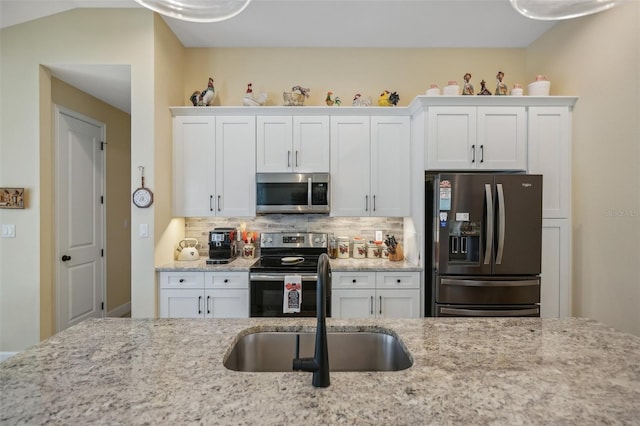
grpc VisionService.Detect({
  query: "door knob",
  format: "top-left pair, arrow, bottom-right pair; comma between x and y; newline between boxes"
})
61,255 -> 71,262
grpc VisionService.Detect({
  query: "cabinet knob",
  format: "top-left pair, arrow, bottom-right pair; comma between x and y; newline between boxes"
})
224,279 -> 229,283
397,279 -> 401,283
352,279 -> 357,283
179,278 -> 185,283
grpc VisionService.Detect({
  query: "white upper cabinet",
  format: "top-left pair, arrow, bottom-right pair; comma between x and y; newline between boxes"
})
527,107 -> 571,218
330,115 -> 410,217
426,106 -> 527,171
257,115 -> 330,173
173,115 -> 256,217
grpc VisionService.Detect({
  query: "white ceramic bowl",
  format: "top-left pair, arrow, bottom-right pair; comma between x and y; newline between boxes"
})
528,80 -> 551,96
442,85 -> 460,96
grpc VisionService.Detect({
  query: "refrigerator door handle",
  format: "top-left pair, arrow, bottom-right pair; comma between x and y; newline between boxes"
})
440,307 -> 540,317
484,184 -> 493,265
440,278 -> 540,287
496,183 -> 506,264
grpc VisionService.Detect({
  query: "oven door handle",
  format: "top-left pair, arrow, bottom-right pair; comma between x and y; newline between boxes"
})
250,273 -> 318,282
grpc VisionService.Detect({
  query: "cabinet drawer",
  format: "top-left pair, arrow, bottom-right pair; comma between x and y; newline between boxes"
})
159,272 -> 204,289
205,272 -> 249,289
332,272 -> 375,289
376,272 -> 420,289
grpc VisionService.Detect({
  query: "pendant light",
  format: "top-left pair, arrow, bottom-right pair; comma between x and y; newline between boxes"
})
509,0 -> 622,20
133,0 -> 252,23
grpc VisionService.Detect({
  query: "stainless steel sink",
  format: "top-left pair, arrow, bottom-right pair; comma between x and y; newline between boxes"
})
224,331 -> 413,372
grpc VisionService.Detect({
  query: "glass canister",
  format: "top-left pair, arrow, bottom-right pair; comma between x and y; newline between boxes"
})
352,237 -> 366,259
337,236 -> 350,259
381,243 -> 390,259
329,235 -> 338,259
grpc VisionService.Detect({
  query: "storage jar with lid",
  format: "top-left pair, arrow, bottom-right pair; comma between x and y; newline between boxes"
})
337,236 -> 350,259
352,238 -> 366,259
367,241 -> 382,258
328,235 -> 338,259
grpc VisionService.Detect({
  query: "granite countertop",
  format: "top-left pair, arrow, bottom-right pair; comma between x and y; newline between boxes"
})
2,317 -> 638,425
156,257 -> 421,272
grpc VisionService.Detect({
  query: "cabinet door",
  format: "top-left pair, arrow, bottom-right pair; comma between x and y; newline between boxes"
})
540,219 -> 571,318
370,116 -> 411,216
215,116 -> 256,217
256,116 -> 293,172
332,289 -> 375,319
330,116 -> 371,216
426,107 -> 476,170
293,116 -> 330,172
376,289 -> 421,318
477,107 -> 527,170
528,107 -> 571,218
205,289 -> 249,318
160,289 -> 205,318
173,116 -> 215,216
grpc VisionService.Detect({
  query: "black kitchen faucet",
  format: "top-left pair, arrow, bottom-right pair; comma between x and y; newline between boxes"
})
292,253 -> 330,387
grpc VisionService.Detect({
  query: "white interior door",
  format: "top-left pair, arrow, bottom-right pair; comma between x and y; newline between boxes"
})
56,107 -> 105,332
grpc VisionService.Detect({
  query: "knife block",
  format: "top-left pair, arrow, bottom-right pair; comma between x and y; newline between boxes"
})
388,243 -> 404,262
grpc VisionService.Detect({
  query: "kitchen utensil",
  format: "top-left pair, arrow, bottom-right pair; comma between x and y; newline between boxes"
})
177,238 -> 200,261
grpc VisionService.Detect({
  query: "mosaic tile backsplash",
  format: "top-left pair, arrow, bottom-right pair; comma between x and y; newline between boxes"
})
185,216 -> 403,258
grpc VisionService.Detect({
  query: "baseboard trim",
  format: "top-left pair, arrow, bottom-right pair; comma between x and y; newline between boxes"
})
107,302 -> 131,318
1,352 -> 18,362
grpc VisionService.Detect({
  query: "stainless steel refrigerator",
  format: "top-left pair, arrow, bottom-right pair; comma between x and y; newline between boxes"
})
425,172 -> 542,317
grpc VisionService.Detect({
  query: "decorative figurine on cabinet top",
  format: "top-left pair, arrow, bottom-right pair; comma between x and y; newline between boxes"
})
378,90 -> 399,106
462,73 -> 474,95
190,77 -> 217,106
243,83 -> 268,106
495,71 -> 508,96
352,93 -> 371,106
477,79 -> 492,96
283,85 -> 310,106
325,91 -> 341,106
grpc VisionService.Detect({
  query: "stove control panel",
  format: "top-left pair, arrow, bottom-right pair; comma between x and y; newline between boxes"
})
260,232 -> 327,249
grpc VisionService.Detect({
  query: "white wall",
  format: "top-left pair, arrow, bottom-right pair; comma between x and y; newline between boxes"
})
527,2 -> 640,336
0,9 -> 157,351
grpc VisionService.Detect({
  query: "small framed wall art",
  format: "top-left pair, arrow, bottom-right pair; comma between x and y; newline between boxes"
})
0,188 -> 25,209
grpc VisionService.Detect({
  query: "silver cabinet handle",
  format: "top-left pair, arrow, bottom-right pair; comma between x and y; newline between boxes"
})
484,184 -> 493,265
496,183 -> 505,265
471,144 -> 476,163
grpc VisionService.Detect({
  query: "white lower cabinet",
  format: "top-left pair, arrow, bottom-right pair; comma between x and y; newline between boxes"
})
331,271 -> 420,318
159,271 -> 249,318
540,219 -> 571,318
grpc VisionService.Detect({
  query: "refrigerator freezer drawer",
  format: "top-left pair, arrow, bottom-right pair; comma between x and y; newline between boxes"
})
435,304 -> 540,317
436,276 -> 540,305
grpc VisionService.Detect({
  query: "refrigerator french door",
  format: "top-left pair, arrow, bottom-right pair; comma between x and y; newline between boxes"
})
425,172 -> 542,317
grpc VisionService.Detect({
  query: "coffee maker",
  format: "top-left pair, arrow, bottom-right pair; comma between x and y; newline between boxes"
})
206,228 -> 237,264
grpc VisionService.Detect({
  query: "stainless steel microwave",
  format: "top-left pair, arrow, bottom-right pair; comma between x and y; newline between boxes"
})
256,173 -> 330,214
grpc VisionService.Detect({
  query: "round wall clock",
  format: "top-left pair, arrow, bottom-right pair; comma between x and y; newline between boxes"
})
133,166 -> 154,208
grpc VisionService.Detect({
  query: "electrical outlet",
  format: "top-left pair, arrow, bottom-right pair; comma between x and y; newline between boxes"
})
139,224 -> 148,238
1,224 -> 16,238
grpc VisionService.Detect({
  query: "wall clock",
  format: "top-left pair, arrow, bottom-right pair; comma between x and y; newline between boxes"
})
133,166 -> 154,208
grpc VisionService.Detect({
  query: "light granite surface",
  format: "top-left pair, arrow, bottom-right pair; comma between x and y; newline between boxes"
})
156,257 -> 421,272
1,317 -> 638,425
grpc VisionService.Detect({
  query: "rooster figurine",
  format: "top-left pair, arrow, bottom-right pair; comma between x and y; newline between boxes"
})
190,77 -> 216,106
325,91 -> 334,106
378,90 -> 399,107
243,83 -> 268,106
352,93 -> 371,107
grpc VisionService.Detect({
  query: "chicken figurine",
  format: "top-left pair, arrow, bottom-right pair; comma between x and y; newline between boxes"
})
325,91 -> 342,106
352,93 -> 371,107
378,90 -> 399,107
190,77 -> 217,106
243,83 -> 268,106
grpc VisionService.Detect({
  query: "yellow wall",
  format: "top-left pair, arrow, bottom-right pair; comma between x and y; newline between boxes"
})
1,8 -> 157,352
527,2 -> 640,335
50,77 -> 132,322
183,48 -> 528,107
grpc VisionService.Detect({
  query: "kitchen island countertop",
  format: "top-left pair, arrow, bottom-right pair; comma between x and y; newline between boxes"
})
1,317 -> 638,425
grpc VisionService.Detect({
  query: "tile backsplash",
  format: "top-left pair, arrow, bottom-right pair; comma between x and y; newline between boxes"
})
185,215 -> 403,257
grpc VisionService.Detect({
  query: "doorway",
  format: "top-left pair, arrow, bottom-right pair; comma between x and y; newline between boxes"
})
55,106 -> 105,332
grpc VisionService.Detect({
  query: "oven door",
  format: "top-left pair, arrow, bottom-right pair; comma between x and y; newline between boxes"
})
249,273 -> 331,317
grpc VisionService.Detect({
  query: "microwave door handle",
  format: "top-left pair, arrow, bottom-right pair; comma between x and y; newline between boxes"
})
307,177 -> 312,207
496,183 -> 505,264
484,183 -> 493,265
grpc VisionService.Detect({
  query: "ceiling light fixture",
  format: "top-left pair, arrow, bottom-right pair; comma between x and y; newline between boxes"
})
509,0 -> 622,20
133,0 -> 252,23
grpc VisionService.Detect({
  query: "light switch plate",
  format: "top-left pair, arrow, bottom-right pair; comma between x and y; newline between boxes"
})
2,224 -> 16,238
139,223 -> 148,238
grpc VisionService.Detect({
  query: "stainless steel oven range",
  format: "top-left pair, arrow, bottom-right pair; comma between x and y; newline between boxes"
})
249,232 -> 330,317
